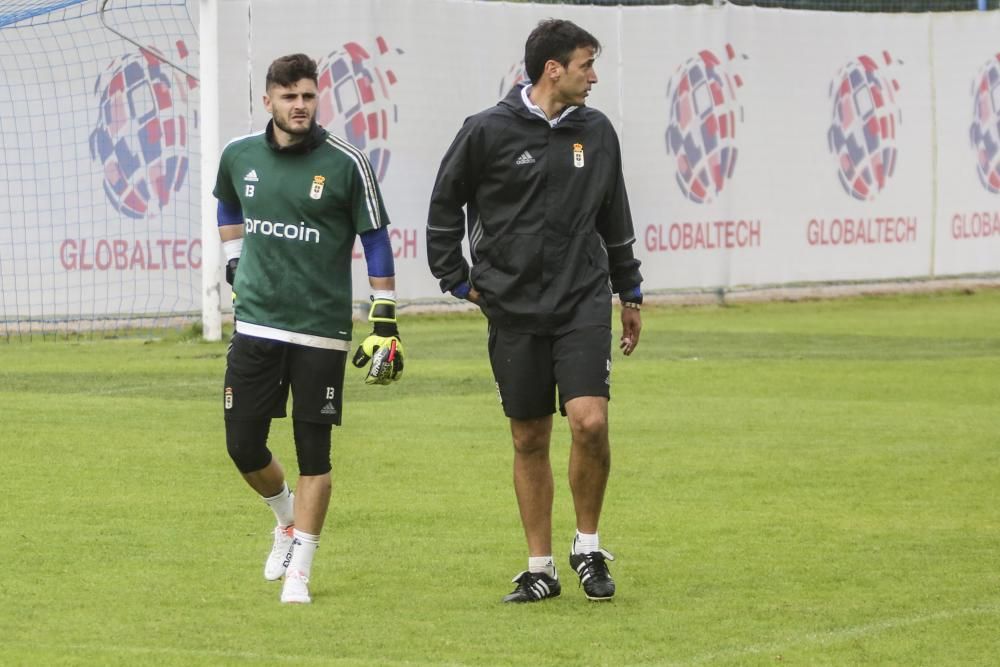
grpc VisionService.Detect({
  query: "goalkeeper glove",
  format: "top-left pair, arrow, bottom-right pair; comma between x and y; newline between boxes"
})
225,257 -> 239,286
352,296 -> 404,385
222,238 -> 242,287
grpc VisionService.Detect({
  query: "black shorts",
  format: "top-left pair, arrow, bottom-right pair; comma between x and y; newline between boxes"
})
224,333 -> 347,425
487,325 -> 611,420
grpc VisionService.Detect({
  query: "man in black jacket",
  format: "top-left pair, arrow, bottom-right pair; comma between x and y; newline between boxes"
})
426,19 -> 643,603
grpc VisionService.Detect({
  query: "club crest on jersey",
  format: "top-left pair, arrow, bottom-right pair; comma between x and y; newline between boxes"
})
573,143 -> 585,169
310,175 -> 326,200
224,386 -> 233,410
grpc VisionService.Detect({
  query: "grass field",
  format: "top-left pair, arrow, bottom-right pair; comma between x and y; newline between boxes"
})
2,289 -> 999,665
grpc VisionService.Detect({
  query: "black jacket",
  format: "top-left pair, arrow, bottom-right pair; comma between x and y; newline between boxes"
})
427,85 -> 642,334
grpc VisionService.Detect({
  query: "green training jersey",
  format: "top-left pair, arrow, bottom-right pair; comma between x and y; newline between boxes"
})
214,123 -> 389,350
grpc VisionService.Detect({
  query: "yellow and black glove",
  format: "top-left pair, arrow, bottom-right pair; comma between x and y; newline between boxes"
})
351,297 -> 404,385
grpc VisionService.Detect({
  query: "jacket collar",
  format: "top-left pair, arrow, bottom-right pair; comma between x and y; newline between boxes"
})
500,83 -> 584,128
265,120 -> 327,154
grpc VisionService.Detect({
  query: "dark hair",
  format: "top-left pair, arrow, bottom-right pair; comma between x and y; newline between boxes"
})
265,53 -> 318,90
524,19 -> 601,85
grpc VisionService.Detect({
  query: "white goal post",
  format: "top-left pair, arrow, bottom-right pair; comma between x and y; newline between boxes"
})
198,0 -> 221,340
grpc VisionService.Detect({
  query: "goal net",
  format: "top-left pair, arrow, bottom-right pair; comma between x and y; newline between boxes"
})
0,0 -> 199,340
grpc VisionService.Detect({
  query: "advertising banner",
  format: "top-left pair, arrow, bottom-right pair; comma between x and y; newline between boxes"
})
622,5 -> 934,288
216,1 -> 955,299
932,11 -> 1000,276
4,0 -> 996,329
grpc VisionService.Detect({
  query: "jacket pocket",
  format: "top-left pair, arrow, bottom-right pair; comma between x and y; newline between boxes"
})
474,234 -> 544,313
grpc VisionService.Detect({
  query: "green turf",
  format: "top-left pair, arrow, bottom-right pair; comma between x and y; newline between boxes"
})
2,289 -> 998,665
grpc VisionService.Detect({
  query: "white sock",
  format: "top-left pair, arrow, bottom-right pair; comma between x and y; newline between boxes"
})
287,529 -> 319,578
528,555 -> 556,578
573,531 -> 599,555
262,483 -> 295,527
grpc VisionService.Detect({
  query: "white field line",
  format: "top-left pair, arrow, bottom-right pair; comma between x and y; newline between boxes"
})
678,603 -> 1000,666
5,603 -> 998,665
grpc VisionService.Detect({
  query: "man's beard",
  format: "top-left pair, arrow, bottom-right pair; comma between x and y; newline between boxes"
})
274,115 -> 313,137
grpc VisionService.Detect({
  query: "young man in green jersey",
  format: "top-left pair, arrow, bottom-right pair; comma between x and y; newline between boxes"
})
427,20 -> 643,603
214,53 -> 403,604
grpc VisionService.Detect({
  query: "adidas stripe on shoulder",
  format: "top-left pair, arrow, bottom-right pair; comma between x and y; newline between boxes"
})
325,134 -> 383,230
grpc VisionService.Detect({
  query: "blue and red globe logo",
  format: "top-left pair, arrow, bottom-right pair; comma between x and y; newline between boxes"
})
665,44 -> 744,204
89,42 -> 196,220
827,52 -> 901,202
316,37 -> 401,183
970,54 -> 1000,193
499,61 -> 529,99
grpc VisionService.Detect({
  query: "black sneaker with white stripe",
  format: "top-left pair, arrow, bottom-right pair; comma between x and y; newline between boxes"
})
501,570 -> 561,603
569,548 -> 616,600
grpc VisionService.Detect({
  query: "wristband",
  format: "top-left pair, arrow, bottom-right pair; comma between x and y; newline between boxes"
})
368,294 -> 399,339
619,285 -> 643,306
222,238 -> 243,261
622,301 -> 641,311
368,294 -> 397,324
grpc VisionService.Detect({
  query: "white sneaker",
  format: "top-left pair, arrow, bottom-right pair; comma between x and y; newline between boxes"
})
264,525 -> 295,581
280,569 -> 311,604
